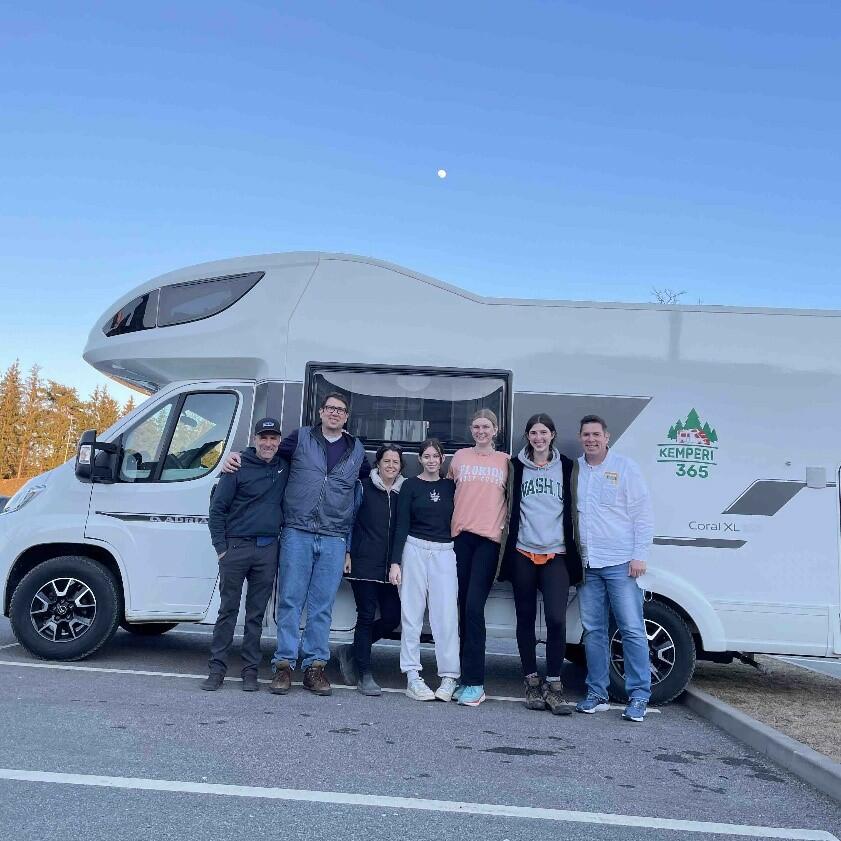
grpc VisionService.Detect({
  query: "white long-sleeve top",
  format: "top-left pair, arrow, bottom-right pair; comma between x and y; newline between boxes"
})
576,451 -> 654,568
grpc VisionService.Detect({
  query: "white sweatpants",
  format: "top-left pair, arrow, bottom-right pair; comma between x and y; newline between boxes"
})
399,536 -> 460,679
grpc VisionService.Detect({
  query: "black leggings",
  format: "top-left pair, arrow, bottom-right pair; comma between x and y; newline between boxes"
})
509,551 -> 569,678
455,531 -> 500,685
350,579 -> 402,674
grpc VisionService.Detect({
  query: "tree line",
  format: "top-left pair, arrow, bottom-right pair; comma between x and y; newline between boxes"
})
0,360 -> 137,481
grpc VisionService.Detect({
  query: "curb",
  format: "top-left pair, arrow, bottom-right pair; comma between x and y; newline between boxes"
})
682,686 -> 841,805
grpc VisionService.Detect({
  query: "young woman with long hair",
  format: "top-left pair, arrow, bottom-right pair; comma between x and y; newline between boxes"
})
448,408 -> 510,707
499,413 -> 582,714
389,438 -> 459,702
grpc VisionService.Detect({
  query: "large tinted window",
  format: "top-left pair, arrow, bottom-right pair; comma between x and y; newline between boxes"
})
157,271 -> 264,327
306,366 -> 509,452
104,289 -> 159,337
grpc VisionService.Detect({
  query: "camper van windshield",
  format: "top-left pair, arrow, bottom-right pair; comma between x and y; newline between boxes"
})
307,366 -> 508,451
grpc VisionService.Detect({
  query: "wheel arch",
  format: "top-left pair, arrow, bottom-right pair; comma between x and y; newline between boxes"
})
4,542 -> 126,616
642,567 -> 727,652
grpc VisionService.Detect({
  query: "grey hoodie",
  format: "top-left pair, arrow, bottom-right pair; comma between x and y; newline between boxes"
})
516,446 -> 566,554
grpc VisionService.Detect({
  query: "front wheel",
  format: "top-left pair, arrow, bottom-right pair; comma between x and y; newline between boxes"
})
10,556 -> 121,661
120,621 -> 179,636
608,599 -> 696,705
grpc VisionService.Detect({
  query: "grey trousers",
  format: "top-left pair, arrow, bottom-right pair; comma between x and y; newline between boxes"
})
208,539 -> 277,676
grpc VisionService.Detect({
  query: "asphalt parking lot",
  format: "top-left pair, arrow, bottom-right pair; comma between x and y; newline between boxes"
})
0,617 -> 839,841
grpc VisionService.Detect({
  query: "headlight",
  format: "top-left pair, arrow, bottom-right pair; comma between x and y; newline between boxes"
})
2,483 -> 47,514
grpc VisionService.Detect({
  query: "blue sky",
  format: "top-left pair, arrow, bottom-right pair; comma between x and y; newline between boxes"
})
2,1 -> 839,402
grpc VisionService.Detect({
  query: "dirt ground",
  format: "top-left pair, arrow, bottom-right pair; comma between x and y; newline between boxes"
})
691,655 -> 841,763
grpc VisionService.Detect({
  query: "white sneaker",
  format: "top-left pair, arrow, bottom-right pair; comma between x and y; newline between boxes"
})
406,677 -> 436,701
435,677 -> 458,702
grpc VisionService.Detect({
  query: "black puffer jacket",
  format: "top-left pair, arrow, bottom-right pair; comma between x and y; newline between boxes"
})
498,451 -> 582,586
347,472 -> 404,582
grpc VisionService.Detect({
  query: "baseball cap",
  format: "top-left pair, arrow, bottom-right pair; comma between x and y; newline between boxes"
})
254,417 -> 281,435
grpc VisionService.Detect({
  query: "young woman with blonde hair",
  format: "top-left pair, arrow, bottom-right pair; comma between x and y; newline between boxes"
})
447,408 -> 510,707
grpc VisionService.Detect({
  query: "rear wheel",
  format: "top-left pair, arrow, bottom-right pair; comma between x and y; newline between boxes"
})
607,600 -> 696,705
10,556 -> 120,661
120,621 -> 179,636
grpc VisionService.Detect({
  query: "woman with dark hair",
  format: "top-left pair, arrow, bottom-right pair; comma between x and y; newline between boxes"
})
499,413 -> 582,714
390,438 -> 459,702
340,444 -> 405,696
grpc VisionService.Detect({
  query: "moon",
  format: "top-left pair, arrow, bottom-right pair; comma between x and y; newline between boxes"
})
437,169 -> 447,179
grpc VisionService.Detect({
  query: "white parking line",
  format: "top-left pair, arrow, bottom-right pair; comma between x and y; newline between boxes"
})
0,643 -> 20,650
776,656 -> 841,681
0,659 -> 658,711
0,768 -> 833,839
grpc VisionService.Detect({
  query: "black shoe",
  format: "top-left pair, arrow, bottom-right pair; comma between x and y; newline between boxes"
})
241,673 -> 259,692
337,644 -> 358,686
201,673 -> 224,691
357,672 -> 382,696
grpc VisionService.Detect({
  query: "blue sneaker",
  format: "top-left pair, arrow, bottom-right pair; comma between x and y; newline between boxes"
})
451,683 -> 464,702
622,698 -> 648,722
575,694 -> 610,714
457,685 -> 486,706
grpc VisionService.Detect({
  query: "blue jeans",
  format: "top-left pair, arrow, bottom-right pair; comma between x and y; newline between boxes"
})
578,562 -> 651,702
273,527 -> 346,671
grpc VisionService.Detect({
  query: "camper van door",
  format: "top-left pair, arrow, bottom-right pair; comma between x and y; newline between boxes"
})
84,382 -> 255,618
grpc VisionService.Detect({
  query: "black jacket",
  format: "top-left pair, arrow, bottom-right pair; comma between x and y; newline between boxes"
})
347,475 -> 402,582
208,448 -> 288,554
499,452 -> 583,586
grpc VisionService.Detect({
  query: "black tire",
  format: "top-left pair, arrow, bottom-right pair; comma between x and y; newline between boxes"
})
120,621 -> 178,636
10,556 -> 121,661
607,599 -> 696,705
565,643 -> 587,667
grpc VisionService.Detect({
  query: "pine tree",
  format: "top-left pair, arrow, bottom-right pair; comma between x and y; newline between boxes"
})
667,424 -> 677,441
675,419 -> 684,435
708,427 -> 718,444
41,380 -> 84,470
16,365 -> 43,478
123,395 -> 137,416
0,360 -> 23,479
702,421 -> 713,440
684,408 -> 702,431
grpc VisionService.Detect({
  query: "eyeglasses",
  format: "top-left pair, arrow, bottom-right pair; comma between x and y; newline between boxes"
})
322,405 -> 348,415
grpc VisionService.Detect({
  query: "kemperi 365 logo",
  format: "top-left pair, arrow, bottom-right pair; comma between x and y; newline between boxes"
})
657,408 -> 718,479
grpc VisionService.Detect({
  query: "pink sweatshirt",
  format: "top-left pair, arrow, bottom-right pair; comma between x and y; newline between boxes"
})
448,448 -> 509,543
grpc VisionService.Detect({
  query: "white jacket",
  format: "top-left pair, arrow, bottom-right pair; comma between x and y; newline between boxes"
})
576,451 -> 654,568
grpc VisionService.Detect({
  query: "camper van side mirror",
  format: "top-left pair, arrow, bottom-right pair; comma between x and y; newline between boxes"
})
75,429 -> 122,484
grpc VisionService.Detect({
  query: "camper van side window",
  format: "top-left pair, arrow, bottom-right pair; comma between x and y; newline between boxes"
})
119,400 -> 176,482
117,392 -> 238,483
158,392 -> 238,482
157,271 -> 264,328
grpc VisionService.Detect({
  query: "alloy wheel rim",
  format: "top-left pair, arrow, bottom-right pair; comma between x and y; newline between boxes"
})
610,618 -> 676,686
29,577 -> 97,643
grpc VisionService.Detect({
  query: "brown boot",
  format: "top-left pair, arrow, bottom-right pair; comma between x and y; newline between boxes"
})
303,661 -> 332,696
270,660 -> 292,695
543,680 -> 573,716
524,675 -> 546,710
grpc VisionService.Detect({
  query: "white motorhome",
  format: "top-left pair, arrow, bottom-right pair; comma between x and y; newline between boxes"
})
2,251 -> 840,704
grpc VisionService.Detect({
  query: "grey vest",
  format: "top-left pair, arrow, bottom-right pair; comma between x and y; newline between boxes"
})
282,426 -> 366,537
